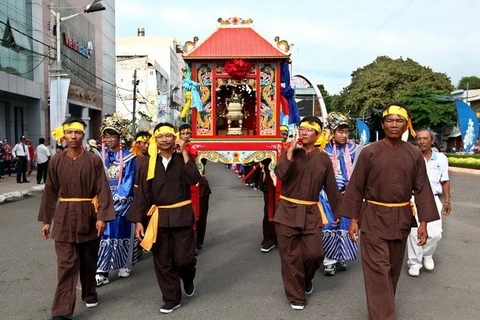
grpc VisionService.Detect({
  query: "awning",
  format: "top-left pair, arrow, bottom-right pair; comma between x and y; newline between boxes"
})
447,131 -> 461,138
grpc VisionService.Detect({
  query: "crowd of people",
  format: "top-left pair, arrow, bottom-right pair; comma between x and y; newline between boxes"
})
36,103 -> 451,320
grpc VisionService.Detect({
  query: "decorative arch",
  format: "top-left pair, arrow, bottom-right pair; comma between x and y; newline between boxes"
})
292,74 -> 328,120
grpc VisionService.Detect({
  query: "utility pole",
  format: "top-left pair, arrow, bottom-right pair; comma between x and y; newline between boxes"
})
132,69 -> 138,133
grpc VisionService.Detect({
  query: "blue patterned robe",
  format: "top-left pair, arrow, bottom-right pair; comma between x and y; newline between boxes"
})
97,148 -> 136,271
320,141 -> 359,261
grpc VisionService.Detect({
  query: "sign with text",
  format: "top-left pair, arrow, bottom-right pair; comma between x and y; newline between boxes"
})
63,33 -> 93,59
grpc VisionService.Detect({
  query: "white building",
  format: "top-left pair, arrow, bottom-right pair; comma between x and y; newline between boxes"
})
116,29 -> 185,126
116,55 -> 168,129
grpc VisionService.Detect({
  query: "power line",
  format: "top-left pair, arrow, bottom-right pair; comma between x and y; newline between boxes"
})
316,0 -> 416,75
18,53 -> 49,75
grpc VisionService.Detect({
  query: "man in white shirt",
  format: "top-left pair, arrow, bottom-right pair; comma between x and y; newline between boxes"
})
35,137 -> 51,184
12,136 -> 30,183
407,128 -> 452,276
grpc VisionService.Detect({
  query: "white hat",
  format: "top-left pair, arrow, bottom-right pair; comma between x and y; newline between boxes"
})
88,139 -> 97,148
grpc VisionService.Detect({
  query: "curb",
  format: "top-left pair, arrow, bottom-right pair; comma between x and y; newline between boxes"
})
0,185 -> 45,204
448,166 -> 480,175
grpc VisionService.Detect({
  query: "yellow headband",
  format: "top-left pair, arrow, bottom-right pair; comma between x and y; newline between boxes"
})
147,126 -> 177,180
299,121 -> 321,133
382,105 -> 416,137
135,135 -> 150,143
280,125 -> 289,132
51,122 -> 85,142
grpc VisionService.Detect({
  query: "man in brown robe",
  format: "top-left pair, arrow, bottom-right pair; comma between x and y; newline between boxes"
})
127,122 -> 201,314
39,118 -> 115,320
339,103 -> 439,320
274,116 -> 341,310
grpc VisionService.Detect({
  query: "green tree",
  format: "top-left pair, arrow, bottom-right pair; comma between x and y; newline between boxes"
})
396,89 -> 456,133
317,84 -> 345,113
340,56 -> 453,118
458,76 -> 480,90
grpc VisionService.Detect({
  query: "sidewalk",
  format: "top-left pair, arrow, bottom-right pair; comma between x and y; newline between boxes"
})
0,175 -> 45,204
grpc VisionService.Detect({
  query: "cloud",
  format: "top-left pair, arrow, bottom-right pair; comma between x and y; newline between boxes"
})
114,0 -> 480,94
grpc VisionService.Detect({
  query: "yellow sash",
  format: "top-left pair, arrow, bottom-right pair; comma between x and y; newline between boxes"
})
279,195 -> 328,225
367,200 -> 416,216
59,196 -> 98,213
141,200 -> 192,251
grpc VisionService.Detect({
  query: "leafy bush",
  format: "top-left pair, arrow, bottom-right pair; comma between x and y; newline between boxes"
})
446,153 -> 480,159
447,156 -> 480,169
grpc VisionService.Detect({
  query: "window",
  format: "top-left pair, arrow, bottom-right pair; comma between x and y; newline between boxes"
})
2,19 -> 32,51
150,71 -> 154,75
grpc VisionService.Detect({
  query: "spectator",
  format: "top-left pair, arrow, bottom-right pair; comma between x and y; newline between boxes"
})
2,138 -> 13,177
35,138 -> 51,184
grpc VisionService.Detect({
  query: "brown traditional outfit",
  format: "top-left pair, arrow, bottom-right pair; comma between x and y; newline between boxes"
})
339,140 -> 439,320
260,158 -> 276,248
196,175 -> 211,247
127,152 -> 201,305
274,148 -> 341,304
38,151 -> 115,318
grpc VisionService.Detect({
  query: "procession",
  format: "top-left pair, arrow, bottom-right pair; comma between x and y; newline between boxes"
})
1,1 -> 480,320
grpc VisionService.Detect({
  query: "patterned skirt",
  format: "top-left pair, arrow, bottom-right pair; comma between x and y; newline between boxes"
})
320,191 -> 358,261
97,198 -> 137,271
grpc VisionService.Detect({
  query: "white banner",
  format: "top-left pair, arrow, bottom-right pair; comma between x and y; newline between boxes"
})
50,77 -> 71,137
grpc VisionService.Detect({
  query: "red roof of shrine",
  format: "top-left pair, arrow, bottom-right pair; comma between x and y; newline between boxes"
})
183,20 -> 289,60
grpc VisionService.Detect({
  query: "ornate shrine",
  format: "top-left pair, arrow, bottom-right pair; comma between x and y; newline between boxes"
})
182,17 -> 293,174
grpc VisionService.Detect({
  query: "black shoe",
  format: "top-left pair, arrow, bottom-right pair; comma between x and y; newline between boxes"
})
336,261 -> 347,271
160,302 -> 181,314
23,180 -> 30,183
196,243 -> 203,250
85,297 -> 98,308
51,316 -> 73,320
261,244 -> 275,253
305,282 -> 313,295
290,301 -> 305,310
17,181 -> 22,184
184,281 -> 195,297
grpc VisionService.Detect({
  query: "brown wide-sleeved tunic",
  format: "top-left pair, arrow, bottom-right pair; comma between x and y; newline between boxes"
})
339,140 -> 439,239
127,153 -> 201,227
38,151 -> 115,243
274,148 -> 341,229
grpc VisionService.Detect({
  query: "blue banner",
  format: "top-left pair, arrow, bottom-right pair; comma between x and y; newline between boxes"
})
455,100 -> 479,152
356,119 -> 370,144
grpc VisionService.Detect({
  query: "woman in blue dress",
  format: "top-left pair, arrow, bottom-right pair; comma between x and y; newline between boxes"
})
96,113 -> 137,286
320,112 -> 359,276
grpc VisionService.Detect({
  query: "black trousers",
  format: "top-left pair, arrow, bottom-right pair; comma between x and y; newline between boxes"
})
4,159 -> 12,176
37,160 -> 49,183
15,156 -> 27,182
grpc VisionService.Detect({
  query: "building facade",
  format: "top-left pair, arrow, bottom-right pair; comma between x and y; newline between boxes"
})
116,55 -> 168,129
116,31 -> 184,126
0,0 -> 48,144
0,0 -> 116,145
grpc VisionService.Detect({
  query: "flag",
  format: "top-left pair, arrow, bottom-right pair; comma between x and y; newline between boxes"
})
356,119 -> 370,144
49,77 -> 70,136
455,100 -> 479,152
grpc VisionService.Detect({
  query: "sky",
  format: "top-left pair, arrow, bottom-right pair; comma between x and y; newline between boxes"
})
115,0 -> 480,95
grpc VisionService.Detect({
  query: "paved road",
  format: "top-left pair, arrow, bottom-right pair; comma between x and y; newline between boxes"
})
1,164 -> 479,320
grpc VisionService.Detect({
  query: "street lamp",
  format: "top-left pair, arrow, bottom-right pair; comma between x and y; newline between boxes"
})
49,0 -> 106,140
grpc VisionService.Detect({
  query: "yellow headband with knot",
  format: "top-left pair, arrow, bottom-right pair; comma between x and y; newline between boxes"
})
132,135 -> 150,155
280,125 -> 289,132
314,129 -> 331,151
147,126 -> 177,180
382,105 -> 416,137
299,121 -> 321,133
51,122 -> 85,142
